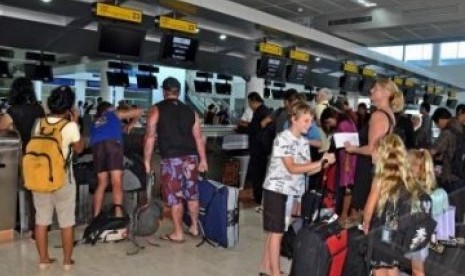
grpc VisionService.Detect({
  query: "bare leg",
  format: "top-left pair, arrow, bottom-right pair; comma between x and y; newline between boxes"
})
340,190 -> 352,223
110,170 -> 124,217
269,233 -> 283,276
411,260 -> 425,276
61,226 -> 74,265
259,233 -> 271,274
35,224 -> 51,264
187,200 -> 199,235
168,203 -> 184,241
93,172 -> 109,217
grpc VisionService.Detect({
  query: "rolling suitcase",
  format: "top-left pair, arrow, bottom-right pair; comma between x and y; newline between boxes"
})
290,166 -> 348,276
185,179 -> 239,248
290,219 -> 348,276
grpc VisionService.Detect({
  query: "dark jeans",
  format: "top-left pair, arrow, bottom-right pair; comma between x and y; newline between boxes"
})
245,148 -> 268,205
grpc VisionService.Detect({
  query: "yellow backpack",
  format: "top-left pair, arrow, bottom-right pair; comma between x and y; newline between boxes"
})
22,118 -> 70,193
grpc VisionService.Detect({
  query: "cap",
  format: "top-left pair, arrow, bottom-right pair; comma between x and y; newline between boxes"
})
162,77 -> 181,91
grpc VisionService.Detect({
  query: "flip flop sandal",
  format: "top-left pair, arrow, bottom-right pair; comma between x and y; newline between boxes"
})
160,235 -> 186,244
38,258 -> 56,270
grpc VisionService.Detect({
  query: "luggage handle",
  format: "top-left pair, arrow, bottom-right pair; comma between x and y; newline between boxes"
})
315,159 -> 330,222
146,173 -> 155,204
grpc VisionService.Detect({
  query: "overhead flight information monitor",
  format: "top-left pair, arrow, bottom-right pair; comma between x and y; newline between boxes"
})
256,56 -> 287,80
159,34 -> 199,63
286,63 -> 310,84
98,24 -> 146,58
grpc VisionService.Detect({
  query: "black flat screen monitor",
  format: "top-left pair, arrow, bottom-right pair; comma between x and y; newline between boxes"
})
272,89 -> 284,100
447,99 -> 458,109
217,74 -> 233,81
433,95 -> 443,106
159,34 -> 199,63
106,72 -> 129,87
263,88 -> 271,98
256,56 -> 287,80
341,74 -> 361,92
136,75 -> 158,89
98,24 -> 146,58
0,61 -> 10,78
215,83 -> 231,95
24,64 -> 53,82
404,87 -> 416,105
360,77 -> 376,96
194,80 -> 212,93
286,63 -> 310,84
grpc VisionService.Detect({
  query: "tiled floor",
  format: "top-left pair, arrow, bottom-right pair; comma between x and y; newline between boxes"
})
0,206 -> 291,276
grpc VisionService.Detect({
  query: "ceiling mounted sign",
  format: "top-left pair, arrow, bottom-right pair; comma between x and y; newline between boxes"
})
289,50 -> 310,62
159,16 -> 198,34
258,42 -> 283,56
95,3 -> 143,24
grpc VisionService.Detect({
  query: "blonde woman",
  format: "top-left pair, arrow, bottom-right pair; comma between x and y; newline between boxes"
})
345,79 -> 404,220
407,149 -> 439,276
363,134 -> 417,276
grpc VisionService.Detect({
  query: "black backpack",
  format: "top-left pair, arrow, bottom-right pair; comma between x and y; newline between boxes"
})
82,205 -> 130,245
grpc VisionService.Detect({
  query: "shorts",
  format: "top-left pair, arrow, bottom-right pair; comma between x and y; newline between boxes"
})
33,181 -> 76,228
160,155 -> 199,207
92,140 -> 124,173
404,247 -> 429,262
262,190 -> 294,233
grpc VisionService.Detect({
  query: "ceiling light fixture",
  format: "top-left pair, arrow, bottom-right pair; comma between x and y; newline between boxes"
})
219,34 -> 227,40
297,7 -> 304,12
352,0 -> 377,8
315,57 -> 321,62
41,0 -> 52,3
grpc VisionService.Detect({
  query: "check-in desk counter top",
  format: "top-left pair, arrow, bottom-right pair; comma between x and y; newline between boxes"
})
122,125 -> 246,184
0,130 -> 21,242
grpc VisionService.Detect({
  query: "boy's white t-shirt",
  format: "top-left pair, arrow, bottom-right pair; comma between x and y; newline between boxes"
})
263,129 -> 311,196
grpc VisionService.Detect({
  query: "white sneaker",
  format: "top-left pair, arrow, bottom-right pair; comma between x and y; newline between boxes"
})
255,206 -> 263,213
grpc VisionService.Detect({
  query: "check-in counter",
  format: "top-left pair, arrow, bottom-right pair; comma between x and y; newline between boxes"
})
0,130 -> 21,242
122,125 -> 244,186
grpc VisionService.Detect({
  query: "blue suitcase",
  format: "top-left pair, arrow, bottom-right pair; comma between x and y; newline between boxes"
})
185,179 -> 239,248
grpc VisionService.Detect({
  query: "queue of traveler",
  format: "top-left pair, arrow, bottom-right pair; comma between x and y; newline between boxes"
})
0,75 -> 463,275
239,80 -> 463,276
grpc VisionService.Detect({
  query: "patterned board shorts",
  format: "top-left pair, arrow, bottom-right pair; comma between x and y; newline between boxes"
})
160,155 -> 199,207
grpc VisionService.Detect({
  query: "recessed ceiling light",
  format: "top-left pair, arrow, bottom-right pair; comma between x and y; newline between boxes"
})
219,34 -> 227,40
315,57 -> 321,62
352,0 -> 377,8
41,0 -> 52,3
297,7 -> 304,12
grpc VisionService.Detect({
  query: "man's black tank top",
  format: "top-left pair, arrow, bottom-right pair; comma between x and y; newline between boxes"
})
156,99 -> 197,159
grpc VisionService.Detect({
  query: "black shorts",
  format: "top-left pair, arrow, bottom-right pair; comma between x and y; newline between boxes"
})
263,189 -> 288,234
92,140 -> 124,173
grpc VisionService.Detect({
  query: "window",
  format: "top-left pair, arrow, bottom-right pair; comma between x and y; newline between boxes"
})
440,41 -> 465,60
404,44 -> 433,61
369,46 -> 404,60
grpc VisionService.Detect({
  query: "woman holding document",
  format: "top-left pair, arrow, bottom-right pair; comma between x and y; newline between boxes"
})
344,79 -> 404,223
320,107 -> 358,226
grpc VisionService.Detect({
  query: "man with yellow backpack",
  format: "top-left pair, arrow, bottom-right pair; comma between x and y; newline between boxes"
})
22,86 -> 84,271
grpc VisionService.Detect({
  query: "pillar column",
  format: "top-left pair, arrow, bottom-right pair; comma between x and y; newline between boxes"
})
245,76 -> 265,98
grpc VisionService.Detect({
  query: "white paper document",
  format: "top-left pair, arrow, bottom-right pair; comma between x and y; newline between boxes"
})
333,133 -> 360,149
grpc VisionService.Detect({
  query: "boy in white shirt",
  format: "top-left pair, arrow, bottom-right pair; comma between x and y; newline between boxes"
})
259,101 -> 335,276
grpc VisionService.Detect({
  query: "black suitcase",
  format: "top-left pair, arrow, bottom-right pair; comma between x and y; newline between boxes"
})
342,227 -> 369,276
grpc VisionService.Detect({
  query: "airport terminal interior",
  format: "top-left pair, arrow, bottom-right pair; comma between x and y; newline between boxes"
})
1,0 -> 465,275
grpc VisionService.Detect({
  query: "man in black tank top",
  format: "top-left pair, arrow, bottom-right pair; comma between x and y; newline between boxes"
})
144,77 -> 207,243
